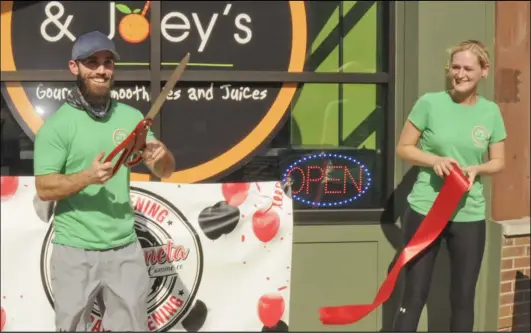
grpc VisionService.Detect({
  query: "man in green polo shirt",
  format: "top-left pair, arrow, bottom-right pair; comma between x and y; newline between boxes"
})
34,31 -> 176,331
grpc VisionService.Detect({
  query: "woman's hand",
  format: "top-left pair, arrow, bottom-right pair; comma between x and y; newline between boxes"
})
432,156 -> 459,177
462,166 -> 479,191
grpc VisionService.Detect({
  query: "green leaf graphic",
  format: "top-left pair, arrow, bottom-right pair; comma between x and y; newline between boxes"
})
115,4 -> 132,14
133,8 -> 141,13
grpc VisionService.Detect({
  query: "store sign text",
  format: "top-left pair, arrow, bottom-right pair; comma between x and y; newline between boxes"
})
40,1 -> 253,52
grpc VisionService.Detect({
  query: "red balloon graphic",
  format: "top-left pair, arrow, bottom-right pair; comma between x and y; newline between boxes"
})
258,294 -> 285,328
222,183 -> 250,207
0,176 -> 19,201
252,209 -> 280,243
1,306 -> 6,331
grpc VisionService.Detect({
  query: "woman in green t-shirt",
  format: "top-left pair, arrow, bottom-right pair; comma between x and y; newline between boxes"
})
393,40 -> 507,331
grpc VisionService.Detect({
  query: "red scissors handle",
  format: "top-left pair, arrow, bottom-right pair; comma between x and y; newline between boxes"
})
104,119 -> 152,176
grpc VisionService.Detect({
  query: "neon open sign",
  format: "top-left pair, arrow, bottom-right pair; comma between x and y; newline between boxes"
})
282,153 -> 372,207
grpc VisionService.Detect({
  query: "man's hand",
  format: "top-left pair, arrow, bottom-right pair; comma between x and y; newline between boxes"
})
142,140 -> 175,178
35,152 -> 113,201
85,152 -> 114,184
142,140 -> 167,164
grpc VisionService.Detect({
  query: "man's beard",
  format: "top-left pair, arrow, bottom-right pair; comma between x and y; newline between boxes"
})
76,74 -> 114,107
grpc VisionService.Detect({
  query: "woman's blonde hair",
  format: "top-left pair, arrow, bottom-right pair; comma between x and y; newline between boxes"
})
446,40 -> 490,70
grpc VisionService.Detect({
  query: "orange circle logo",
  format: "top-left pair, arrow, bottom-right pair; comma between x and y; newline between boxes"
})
115,3 -> 150,44
1,1 -> 307,183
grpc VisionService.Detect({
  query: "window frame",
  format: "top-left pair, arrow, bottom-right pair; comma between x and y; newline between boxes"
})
0,1 -> 396,225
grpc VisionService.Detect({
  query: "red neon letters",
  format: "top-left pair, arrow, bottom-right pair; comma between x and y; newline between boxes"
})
286,165 -> 363,195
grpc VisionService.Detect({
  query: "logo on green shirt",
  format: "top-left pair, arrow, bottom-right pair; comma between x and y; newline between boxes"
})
113,129 -> 129,146
471,125 -> 490,148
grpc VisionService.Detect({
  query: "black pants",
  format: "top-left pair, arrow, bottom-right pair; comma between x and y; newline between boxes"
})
393,206 -> 486,332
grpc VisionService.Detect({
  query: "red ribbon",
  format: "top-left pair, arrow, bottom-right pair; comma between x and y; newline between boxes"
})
319,165 -> 470,325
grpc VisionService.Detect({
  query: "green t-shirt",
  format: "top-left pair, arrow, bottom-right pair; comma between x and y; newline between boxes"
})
34,101 -> 155,250
407,91 -> 507,222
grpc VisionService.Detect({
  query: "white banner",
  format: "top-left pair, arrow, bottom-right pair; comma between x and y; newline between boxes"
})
0,177 -> 293,332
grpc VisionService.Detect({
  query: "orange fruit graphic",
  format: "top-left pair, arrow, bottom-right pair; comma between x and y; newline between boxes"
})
115,3 -> 151,44
119,13 -> 150,44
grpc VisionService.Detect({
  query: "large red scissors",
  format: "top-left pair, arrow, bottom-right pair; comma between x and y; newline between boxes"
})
104,53 -> 190,176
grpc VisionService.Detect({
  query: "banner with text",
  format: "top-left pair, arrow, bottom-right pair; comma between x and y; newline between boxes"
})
0,177 -> 293,331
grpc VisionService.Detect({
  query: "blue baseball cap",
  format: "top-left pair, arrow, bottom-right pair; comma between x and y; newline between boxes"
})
72,31 -> 120,61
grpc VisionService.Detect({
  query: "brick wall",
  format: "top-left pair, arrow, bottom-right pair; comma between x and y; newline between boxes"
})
498,232 -> 530,332
493,2 -> 530,331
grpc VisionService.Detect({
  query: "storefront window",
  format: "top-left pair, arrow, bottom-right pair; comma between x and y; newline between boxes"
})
1,1 -> 394,217
307,1 -> 388,73
291,83 -> 385,148
159,81 -> 286,173
159,1 -> 388,73
213,83 -> 387,210
341,1 -> 389,73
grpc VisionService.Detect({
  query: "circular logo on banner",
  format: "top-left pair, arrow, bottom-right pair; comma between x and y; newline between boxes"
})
39,187 -> 204,331
1,1 -> 307,183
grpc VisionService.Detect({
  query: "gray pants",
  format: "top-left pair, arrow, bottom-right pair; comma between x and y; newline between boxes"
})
50,241 -> 150,331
